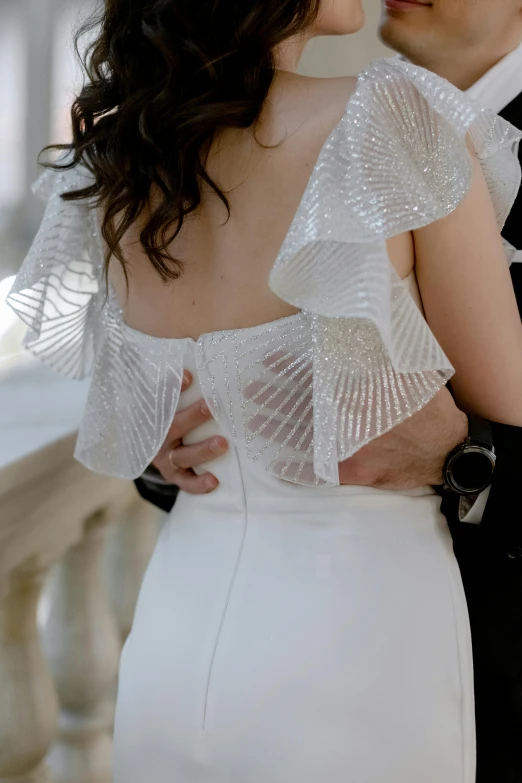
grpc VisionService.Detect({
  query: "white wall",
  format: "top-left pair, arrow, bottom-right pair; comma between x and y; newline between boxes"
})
300,0 -> 392,77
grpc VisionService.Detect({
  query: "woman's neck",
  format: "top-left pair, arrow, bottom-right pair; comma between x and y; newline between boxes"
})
274,32 -> 312,73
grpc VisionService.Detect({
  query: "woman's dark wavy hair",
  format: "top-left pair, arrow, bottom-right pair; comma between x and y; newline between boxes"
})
44,0 -> 321,281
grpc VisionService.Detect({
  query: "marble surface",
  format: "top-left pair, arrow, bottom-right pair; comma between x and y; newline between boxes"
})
0,355 -> 88,469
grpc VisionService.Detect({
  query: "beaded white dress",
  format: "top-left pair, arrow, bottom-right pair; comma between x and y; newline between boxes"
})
8,58 -> 522,782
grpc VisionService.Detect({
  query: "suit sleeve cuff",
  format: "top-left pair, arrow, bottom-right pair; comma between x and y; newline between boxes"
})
458,486 -> 491,524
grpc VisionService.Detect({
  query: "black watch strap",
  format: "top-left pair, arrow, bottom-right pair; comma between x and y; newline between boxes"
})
466,414 -> 494,449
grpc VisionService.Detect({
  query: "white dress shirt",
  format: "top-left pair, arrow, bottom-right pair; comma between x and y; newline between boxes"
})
467,41 -> 522,114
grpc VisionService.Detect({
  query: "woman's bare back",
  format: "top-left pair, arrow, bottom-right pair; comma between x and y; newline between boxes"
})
110,72 -> 369,339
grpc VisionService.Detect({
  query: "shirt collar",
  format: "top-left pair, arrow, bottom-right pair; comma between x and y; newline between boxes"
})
467,41 -> 522,112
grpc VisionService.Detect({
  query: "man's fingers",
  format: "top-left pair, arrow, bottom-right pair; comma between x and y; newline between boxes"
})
153,436 -> 227,483
181,370 -> 193,393
151,453 -> 220,493
164,399 -> 213,444
169,437 -> 228,470
174,469 -> 219,494
337,457 -> 372,486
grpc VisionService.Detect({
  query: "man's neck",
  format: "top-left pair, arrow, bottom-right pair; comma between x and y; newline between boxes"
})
409,41 -> 522,91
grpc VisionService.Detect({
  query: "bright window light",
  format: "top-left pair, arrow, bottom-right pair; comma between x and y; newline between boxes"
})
0,275 -> 17,339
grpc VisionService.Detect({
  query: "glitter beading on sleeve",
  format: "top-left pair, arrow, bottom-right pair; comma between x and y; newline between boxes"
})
269,57 -> 521,482
7,163 -> 105,380
6,58 -> 522,483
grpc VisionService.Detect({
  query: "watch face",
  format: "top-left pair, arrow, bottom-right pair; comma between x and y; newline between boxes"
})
451,448 -> 494,493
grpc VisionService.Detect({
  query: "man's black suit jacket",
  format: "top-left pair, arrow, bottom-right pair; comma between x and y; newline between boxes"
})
135,90 -> 522,783
441,91 -> 522,783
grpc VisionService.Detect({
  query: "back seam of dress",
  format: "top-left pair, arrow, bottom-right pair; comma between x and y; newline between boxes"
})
202,443 -> 250,729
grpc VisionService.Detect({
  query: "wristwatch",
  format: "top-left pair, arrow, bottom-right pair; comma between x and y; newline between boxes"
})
443,414 -> 496,496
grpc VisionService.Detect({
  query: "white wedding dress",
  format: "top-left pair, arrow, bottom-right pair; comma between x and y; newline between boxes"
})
7,58 -> 521,782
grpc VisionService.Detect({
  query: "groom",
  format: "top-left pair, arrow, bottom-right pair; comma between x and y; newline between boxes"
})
378,3 -> 522,781
136,2 -> 522,779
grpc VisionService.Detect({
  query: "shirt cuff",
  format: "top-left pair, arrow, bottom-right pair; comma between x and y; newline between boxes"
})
458,486 -> 492,524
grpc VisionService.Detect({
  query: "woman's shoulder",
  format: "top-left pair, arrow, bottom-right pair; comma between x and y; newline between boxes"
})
270,70 -> 358,144
289,55 -> 478,151
296,56 -> 464,115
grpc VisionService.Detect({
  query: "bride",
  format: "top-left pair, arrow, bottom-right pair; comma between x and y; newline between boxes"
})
7,0 -> 522,779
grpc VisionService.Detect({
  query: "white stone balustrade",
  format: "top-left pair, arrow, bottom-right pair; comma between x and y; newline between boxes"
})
0,358 -> 160,782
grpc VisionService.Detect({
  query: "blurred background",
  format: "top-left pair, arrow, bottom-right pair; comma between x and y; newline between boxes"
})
0,2 -> 389,781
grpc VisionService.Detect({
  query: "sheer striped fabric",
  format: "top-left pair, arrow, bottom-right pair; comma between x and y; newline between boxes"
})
7,58 -> 521,484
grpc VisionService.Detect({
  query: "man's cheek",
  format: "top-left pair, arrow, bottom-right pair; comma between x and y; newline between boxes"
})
436,0 -> 493,45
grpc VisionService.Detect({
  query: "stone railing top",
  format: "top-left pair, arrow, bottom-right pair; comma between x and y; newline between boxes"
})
0,356 -> 131,598
0,354 -> 88,470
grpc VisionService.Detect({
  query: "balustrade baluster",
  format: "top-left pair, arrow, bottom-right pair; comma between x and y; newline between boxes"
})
104,500 -> 162,642
41,511 -> 121,783
0,564 -> 58,783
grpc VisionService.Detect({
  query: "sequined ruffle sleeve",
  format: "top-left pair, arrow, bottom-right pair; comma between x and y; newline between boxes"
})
6,163 -> 105,379
6,164 -> 187,479
269,57 -> 521,483
5,57 -> 521,486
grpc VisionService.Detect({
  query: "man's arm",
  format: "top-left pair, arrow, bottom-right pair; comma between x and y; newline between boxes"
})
135,377 -> 520,554
135,383 -> 467,507
336,387 -> 468,488
134,467 -> 180,513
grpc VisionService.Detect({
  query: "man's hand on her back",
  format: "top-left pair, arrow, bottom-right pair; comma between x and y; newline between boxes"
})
338,387 -> 468,489
151,377 -> 467,494
151,371 -> 228,494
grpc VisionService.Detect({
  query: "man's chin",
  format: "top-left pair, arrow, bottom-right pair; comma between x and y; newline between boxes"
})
378,16 -> 418,58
